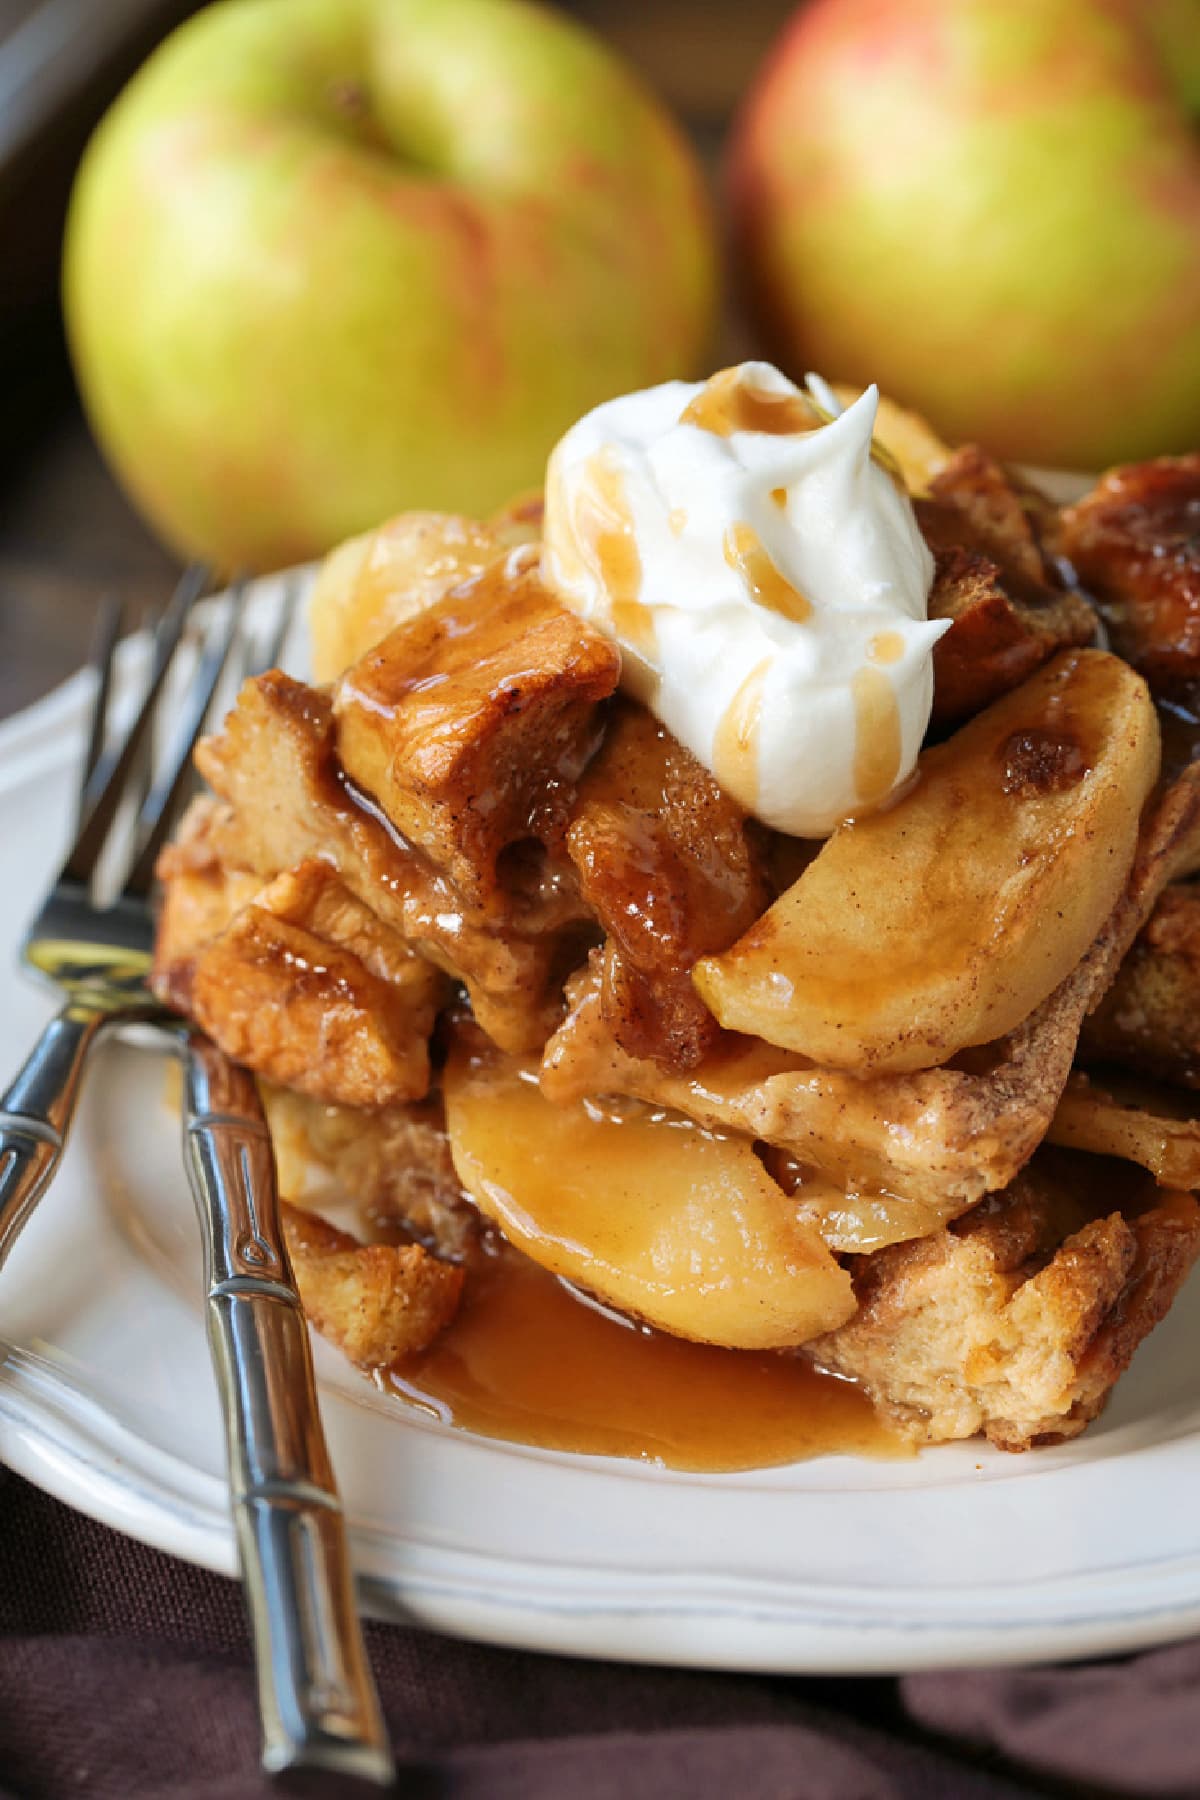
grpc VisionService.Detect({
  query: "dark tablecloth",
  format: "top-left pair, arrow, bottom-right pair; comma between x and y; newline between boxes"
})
0,1470 -> 1195,1800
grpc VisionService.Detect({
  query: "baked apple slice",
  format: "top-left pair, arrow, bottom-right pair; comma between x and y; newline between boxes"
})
694,650 -> 1159,1074
1047,1073 -> 1200,1189
443,1034 -> 854,1349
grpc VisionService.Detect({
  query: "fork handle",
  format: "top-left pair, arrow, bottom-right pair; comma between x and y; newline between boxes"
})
0,1004 -> 107,1270
180,1032 -> 393,1786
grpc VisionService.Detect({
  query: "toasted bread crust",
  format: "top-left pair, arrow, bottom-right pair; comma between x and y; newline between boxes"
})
333,554 -> 619,913
152,797 -> 262,1010
196,671 -> 586,1052
917,449 -> 1096,727
281,1199 -> 463,1369
308,507 -> 542,685
1057,455 -> 1200,693
1082,885 -> 1200,1086
263,1085 -> 476,1260
154,815 -> 449,1107
185,863 -> 446,1108
808,1160 -> 1200,1448
566,701 -> 771,1072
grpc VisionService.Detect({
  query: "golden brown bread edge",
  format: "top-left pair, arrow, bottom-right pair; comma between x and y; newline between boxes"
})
808,1157 -> 1200,1450
280,1199 -> 463,1370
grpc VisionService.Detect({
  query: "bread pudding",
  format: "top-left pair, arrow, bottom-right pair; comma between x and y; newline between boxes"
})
152,364 -> 1200,1463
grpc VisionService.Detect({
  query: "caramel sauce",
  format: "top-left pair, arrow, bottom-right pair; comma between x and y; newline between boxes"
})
328,557 -> 614,938
713,658 -> 771,803
575,451 -> 658,667
770,486 -> 789,509
579,452 -> 641,604
378,1038 -> 907,1469
387,1248 -> 906,1470
679,367 -> 822,438
851,665 -> 902,809
1000,729 -> 1088,797
724,523 -> 812,623
611,600 -> 659,664
868,631 -> 904,666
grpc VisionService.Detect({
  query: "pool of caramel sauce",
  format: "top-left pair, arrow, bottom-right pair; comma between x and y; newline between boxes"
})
383,1247 -> 909,1471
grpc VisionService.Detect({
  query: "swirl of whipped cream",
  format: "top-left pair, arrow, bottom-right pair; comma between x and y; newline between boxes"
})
542,361 -> 949,838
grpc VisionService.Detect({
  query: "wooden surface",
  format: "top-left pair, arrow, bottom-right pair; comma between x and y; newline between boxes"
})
0,0 -> 795,720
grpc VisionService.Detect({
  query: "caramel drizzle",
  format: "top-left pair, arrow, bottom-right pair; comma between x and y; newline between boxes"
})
868,631 -> 904,666
679,367 -> 823,438
713,657 -> 771,806
723,524 -> 811,623
851,666 -> 902,811
679,368 -> 905,486
575,451 -> 657,664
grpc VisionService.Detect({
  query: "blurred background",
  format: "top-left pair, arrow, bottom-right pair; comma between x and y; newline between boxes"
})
2,0 -> 793,708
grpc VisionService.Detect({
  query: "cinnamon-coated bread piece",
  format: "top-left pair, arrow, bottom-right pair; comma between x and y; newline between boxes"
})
808,1157 -> 1200,1449
1056,455 -> 1200,694
333,552 -> 620,916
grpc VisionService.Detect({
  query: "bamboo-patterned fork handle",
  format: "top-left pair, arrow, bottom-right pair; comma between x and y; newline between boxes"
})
180,1030 -> 393,1784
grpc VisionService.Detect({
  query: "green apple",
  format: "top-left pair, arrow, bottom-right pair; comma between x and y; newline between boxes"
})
64,0 -> 717,567
729,0 -> 1200,468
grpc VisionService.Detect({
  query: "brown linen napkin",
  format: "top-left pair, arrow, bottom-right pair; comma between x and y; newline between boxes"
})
0,1468 -> 1188,1800
904,1642 -> 1200,1797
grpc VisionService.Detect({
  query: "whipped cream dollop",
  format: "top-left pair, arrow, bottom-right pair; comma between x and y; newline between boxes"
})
542,361 -> 948,838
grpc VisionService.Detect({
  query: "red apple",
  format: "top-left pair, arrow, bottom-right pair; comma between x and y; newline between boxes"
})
730,0 -> 1200,468
64,0 -> 717,568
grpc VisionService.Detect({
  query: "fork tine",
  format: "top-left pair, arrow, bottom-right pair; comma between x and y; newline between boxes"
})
254,570 -> 300,678
123,578 -> 249,898
122,594 -> 174,847
217,569 -> 259,692
63,563 -> 211,886
76,595 -> 124,835
85,596 -> 160,819
226,569 -> 297,689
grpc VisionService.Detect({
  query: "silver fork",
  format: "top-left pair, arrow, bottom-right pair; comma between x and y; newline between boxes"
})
0,571 -> 394,1785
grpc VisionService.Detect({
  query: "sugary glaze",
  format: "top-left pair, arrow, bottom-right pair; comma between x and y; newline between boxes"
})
678,365 -> 823,438
370,1033 -> 899,1469
712,659 -> 770,803
386,1245 -> 908,1470
723,524 -> 812,623
443,1034 -> 853,1348
549,449 -> 658,690
850,665 -> 903,810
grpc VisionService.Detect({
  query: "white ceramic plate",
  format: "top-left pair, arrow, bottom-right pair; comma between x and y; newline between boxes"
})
2,573 -> 1199,1675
